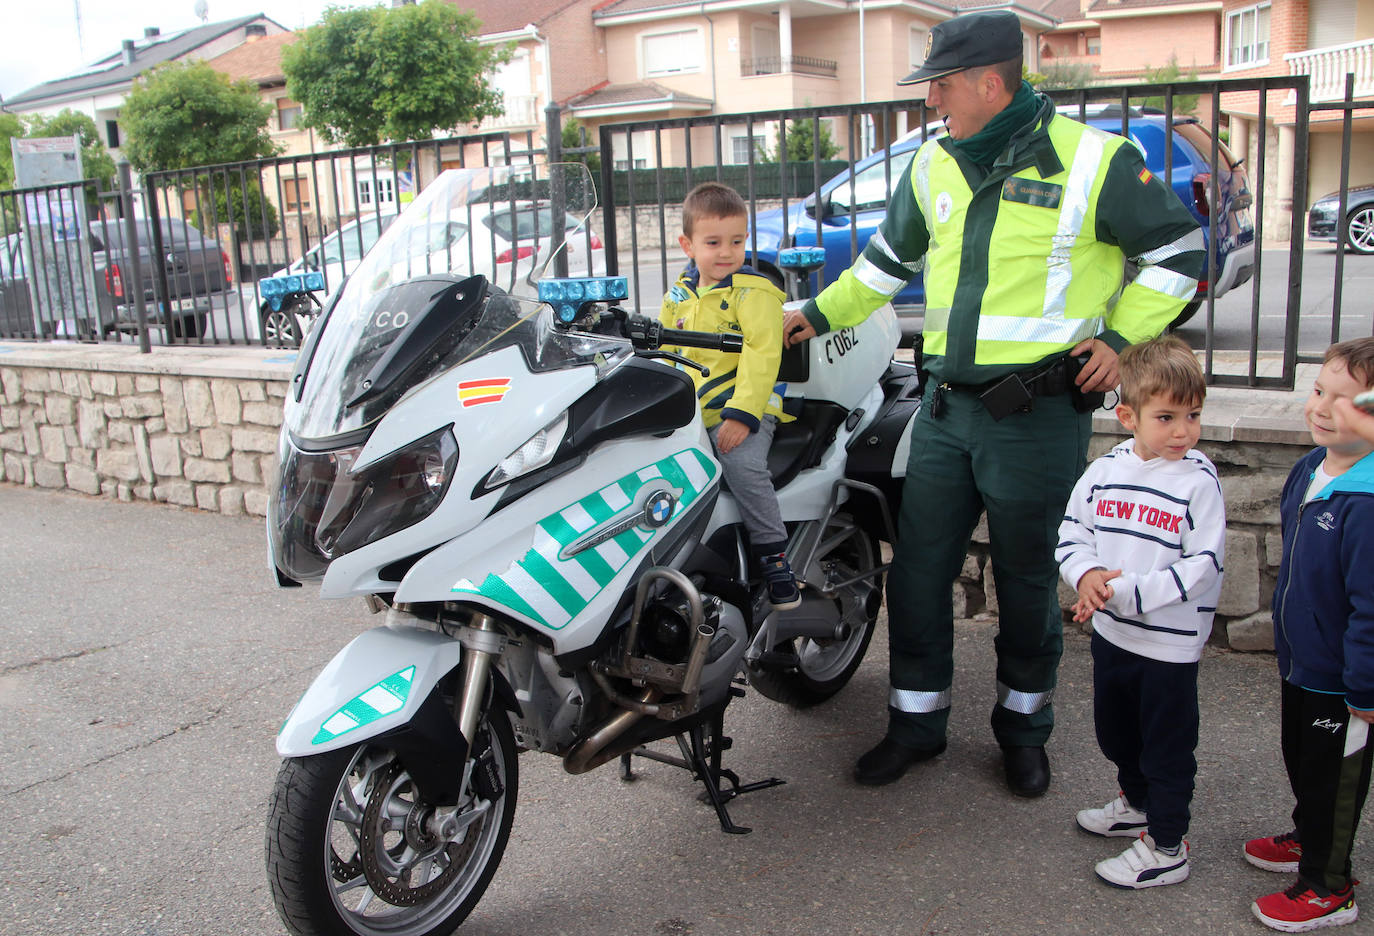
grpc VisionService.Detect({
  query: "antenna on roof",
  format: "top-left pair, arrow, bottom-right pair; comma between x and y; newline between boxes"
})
73,0 -> 85,58
194,0 -> 209,22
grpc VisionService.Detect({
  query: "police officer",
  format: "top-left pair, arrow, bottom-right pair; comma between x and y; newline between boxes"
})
784,10 -> 1203,797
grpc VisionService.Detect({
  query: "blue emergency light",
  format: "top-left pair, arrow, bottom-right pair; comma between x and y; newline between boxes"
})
778,247 -> 827,270
259,271 -> 327,310
538,276 -> 630,324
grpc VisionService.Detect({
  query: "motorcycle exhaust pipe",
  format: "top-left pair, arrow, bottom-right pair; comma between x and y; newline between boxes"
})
563,686 -> 658,775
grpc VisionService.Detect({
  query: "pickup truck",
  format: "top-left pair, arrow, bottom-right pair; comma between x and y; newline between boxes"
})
0,218 -> 232,340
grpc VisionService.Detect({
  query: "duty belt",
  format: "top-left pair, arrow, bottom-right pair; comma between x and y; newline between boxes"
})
926,355 -> 1082,420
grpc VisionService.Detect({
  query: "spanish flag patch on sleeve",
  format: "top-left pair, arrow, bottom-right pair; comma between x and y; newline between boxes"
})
1138,167 -> 1153,185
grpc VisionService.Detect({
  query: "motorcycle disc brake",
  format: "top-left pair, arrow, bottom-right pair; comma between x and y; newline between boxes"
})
358,761 -> 479,906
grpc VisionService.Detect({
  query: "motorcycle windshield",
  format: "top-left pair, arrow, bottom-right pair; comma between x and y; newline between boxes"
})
288,164 -> 602,441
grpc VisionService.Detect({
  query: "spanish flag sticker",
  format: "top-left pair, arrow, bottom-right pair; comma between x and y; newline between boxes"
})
458,378 -> 511,407
1138,167 -> 1153,185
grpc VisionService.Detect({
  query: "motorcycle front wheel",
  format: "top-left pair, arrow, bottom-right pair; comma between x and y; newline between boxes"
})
747,514 -> 881,707
265,710 -> 518,936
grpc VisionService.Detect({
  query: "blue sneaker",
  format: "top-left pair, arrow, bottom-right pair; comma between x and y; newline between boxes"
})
760,553 -> 801,611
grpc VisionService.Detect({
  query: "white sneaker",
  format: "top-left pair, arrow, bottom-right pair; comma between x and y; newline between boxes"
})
1077,792 -> 1149,837
1095,834 -> 1190,889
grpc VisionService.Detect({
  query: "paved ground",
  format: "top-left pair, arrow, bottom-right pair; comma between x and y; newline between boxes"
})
0,483 -> 1368,936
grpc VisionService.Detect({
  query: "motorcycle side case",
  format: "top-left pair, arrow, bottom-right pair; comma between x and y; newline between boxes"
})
277,622 -> 463,758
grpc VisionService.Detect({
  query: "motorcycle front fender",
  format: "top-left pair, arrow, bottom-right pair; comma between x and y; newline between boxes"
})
277,623 -> 463,758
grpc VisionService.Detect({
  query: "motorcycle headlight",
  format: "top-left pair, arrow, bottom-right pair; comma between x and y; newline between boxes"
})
481,413 -> 568,491
315,426 -> 458,557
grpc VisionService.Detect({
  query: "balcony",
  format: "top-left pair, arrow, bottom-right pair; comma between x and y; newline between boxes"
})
478,93 -> 541,130
1285,38 -> 1374,102
741,55 -> 838,78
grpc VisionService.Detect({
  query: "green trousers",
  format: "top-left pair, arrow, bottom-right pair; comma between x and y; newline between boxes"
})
884,385 -> 1091,749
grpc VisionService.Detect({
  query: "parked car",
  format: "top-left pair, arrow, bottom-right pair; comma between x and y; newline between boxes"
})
1308,183 -> 1374,254
748,106 -> 1255,338
260,200 -> 605,347
0,234 -> 34,338
0,219 -> 230,340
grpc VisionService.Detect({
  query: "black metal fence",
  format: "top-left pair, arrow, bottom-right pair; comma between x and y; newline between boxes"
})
2,77 -> 1371,390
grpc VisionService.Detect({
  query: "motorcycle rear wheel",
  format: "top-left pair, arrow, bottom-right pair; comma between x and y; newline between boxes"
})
747,515 -> 880,707
265,711 -> 518,936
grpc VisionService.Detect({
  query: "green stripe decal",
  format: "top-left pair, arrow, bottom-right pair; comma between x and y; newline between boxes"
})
519,551 -> 585,616
311,665 -> 416,746
571,546 -> 616,585
480,574 -> 547,626
451,449 -> 717,630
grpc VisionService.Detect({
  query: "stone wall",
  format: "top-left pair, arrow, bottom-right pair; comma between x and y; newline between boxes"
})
0,343 -> 1310,652
0,346 -> 289,517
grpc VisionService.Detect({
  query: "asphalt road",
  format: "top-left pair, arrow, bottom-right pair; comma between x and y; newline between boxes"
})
2,484 -> 1367,935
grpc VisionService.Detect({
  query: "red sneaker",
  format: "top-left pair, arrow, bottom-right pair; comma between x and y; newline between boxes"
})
1252,880 -> 1358,932
1245,832 -> 1303,872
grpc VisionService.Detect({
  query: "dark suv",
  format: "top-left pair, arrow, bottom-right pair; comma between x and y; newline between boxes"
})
748,106 -> 1254,336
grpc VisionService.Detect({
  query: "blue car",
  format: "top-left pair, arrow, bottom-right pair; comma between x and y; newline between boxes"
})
747,106 -> 1255,337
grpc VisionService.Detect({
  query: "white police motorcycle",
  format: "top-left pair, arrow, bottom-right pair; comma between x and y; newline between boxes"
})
264,163 -> 922,936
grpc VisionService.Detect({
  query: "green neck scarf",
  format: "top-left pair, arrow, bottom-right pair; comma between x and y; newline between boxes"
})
947,80 -> 1040,167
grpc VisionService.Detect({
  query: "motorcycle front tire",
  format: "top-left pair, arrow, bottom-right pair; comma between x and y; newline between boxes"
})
265,709 -> 518,936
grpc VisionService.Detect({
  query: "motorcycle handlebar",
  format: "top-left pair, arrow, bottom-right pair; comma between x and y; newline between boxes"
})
619,314 -> 743,354
659,327 -> 743,354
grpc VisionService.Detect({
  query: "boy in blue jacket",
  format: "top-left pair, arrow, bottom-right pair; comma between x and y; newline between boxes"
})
1247,337 -> 1374,933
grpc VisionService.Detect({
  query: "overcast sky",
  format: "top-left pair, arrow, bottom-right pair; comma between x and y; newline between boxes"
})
1,0 -> 373,102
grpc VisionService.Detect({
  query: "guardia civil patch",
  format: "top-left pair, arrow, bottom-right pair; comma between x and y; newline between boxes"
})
1001,178 -> 1063,209
1138,168 -> 1153,185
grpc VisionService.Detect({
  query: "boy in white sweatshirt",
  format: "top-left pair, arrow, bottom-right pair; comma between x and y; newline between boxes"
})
1055,334 -> 1226,890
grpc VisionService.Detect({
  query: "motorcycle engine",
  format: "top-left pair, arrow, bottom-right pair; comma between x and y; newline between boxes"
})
637,591 -> 748,710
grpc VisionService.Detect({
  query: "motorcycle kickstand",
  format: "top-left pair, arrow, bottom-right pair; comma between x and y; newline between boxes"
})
619,709 -> 785,834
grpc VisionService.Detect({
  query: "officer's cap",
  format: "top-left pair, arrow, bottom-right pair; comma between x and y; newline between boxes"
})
899,11 -> 1024,86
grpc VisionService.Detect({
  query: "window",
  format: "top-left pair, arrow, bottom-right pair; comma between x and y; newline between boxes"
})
731,135 -> 767,164
1226,4 -> 1270,68
283,178 -> 311,212
357,176 -> 396,208
105,120 -> 120,149
643,29 -> 702,76
909,26 -> 930,71
1086,36 -> 1101,55
613,159 -> 648,170
277,98 -> 302,131
830,149 -> 919,214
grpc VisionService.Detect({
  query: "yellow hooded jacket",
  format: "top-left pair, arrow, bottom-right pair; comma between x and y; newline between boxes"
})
659,264 -> 794,431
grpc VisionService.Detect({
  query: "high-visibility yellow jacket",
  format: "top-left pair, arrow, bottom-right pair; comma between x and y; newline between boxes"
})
660,264 -> 793,431
801,94 -> 1205,385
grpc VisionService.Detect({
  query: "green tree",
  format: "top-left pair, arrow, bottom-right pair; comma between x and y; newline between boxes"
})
773,117 -> 840,163
121,61 -> 278,172
191,176 -> 279,241
561,116 -> 600,175
0,113 -> 24,191
24,109 -> 116,190
1035,63 -> 1096,91
282,0 -> 511,147
1138,55 -> 1200,115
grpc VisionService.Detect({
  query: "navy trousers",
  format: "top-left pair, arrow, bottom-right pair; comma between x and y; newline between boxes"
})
1091,632 -> 1199,850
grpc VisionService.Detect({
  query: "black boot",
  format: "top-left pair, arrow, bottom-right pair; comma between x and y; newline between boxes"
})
1001,745 -> 1050,798
854,735 -> 947,786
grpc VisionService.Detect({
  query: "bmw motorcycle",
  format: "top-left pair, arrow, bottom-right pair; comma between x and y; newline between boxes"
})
264,164 -> 923,936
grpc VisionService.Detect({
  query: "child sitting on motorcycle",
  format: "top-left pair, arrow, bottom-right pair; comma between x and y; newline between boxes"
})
660,182 -> 800,610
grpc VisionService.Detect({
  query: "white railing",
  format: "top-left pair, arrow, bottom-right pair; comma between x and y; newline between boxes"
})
1286,38 -> 1374,102
478,94 -> 541,130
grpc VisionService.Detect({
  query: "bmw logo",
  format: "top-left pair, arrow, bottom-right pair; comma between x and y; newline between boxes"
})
642,489 -> 675,528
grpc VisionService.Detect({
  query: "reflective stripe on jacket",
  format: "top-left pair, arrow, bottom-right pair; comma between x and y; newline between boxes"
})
659,265 -> 793,431
805,95 -> 1204,385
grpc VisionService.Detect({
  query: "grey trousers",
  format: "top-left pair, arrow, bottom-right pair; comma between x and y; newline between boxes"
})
710,415 -> 786,549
